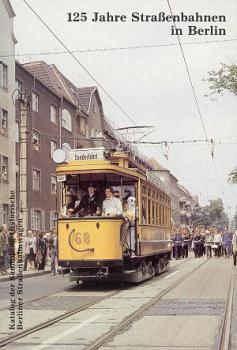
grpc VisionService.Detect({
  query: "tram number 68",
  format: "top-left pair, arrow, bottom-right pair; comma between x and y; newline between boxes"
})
75,232 -> 90,245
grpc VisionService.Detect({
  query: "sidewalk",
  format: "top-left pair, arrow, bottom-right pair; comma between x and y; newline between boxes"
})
0,265 -> 51,283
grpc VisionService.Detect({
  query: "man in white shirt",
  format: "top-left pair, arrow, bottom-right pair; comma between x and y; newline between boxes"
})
102,187 -> 122,217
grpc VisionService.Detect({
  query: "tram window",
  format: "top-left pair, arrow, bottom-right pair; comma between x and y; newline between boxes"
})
159,205 -> 162,225
152,201 -> 155,224
147,199 -> 150,224
162,206 -> 165,225
142,198 -> 147,224
156,202 -> 159,225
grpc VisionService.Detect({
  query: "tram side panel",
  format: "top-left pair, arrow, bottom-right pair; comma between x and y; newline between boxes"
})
139,225 -> 171,256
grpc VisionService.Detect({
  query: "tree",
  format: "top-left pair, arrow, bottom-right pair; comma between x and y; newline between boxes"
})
206,63 -> 237,183
205,63 -> 237,97
194,198 -> 229,228
228,167 -> 237,184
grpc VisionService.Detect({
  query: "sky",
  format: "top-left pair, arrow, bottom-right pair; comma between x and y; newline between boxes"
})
6,0 -> 237,217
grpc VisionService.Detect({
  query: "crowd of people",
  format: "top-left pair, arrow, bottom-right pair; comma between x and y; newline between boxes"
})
0,226 -> 58,276
1,192 -> 237,278
171,225 -> 237,264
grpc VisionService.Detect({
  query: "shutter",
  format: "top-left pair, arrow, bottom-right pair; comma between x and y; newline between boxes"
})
31,209 -> 35,230
41,210 -> 45,230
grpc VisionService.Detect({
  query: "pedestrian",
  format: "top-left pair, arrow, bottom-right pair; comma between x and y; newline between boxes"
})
205,230 -> 213,259
24,230 -> 37,271
182,229 -> 190,258
49,230 -> 58,275
173,230 -> 183,259
223,226 -> 232,258
37,231 -> 47,271
199,230 -> 205,257
193,230 -> 201,258
232,230 -> 237,266
213,230 -> 222,257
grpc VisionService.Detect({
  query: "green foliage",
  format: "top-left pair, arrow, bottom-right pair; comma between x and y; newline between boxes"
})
205,63 -> 237,184
196,198 -> 229,228
205,63 -> 237,96
228,167 -> 237,184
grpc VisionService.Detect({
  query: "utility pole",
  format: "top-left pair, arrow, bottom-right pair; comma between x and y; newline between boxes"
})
18,91 -> 29,237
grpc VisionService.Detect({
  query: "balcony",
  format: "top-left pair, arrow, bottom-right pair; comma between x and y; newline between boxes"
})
179,210 -> 187,216
179,197 -> 186,203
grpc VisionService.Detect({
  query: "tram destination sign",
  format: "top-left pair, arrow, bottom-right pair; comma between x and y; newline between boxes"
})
69,147 -> 106,161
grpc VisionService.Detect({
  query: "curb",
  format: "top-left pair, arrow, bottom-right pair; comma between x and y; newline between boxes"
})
0,269 -> 51,283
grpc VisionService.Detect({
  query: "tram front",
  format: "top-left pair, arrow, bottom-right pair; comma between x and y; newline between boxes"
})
54,147 -> 138,282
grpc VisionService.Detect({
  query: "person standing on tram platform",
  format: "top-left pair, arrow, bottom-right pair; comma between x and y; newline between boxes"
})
72,184 -> 101,216
102,186 -> 123,217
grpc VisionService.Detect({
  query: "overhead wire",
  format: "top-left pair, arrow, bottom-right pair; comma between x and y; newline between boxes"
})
166,0 -> 226,196
20,0 -> 230,198
1,38 -> 236,58
21,0 -> 181,177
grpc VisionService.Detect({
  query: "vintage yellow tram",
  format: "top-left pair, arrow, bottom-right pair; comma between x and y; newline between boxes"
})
55,147 -> 171,283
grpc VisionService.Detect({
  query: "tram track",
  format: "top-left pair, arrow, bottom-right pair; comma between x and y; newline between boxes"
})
217,266 -> 234,350
0,256 -> 205,349
0,255 -> 193,313
0,283 -> 78,312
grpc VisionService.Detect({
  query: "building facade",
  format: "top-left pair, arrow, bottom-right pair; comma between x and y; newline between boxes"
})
15,61 -> 114,232
0,0 -> 17,226
148,158 -> 198,226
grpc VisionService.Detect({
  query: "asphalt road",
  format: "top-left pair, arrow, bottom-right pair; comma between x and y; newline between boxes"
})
0,274 -> 75,309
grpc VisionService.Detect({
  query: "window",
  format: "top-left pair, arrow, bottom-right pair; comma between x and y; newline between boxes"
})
1,156 -> 8,182
32,169 -> 40,191
15,79 -> 22,92
32,130 -> 40,151
90,127 -> 95,138
0,109 -> 8,135
50,105 -> 57,124
3,204 -> 9,225
50,140 -> 57,157
50,211 -> 58,230
0,63 -> 8,89
51,175 -> 57,194
31,209 -> 42,230
62,109 -> 72,131
85,123 -> 89,138
32,92 -> 39,113
80,117 -> 86,135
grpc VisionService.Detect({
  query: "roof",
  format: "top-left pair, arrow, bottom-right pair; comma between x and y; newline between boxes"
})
22,61 -> 98,114
149,158 -> 167,171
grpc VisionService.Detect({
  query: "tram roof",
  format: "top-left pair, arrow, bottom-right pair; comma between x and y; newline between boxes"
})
55,147 -> 168,196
